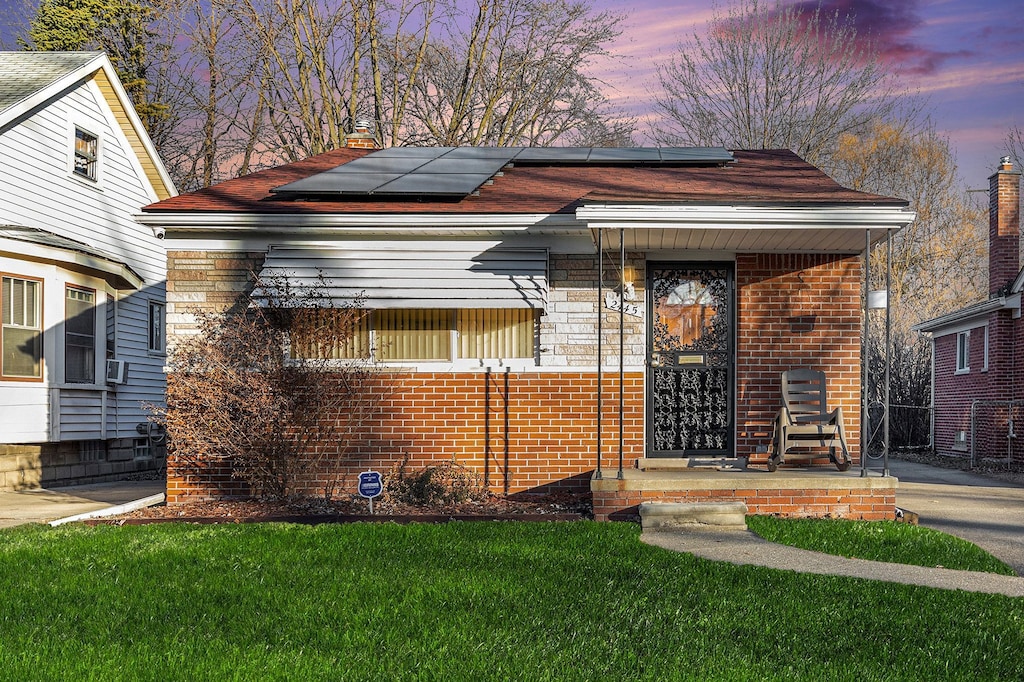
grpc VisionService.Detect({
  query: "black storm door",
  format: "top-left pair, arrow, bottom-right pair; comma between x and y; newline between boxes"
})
647,263 -> 734,457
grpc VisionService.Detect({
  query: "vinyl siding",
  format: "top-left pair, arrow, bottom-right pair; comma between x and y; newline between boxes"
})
0,75 -> 166,444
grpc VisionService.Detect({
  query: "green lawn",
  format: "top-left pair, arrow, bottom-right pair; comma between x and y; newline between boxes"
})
1,522 -> 1021,681
747,515 -> 1017,575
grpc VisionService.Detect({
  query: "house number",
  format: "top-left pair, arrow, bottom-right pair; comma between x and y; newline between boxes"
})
604,292 -> 643,318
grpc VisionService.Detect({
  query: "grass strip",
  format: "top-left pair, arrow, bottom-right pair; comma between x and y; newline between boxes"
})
746,515 -> 1016,575
0,522 -> 1021,681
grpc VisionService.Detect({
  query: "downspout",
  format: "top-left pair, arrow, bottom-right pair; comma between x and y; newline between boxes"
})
484,366 -> 490,488
929,334 -> 935,450
503,367 -> 510,495
595,228 -> 603,480
970,399 -> 978,468
884,230 -> 891,477
618,228 -> 625,479
861,229 -> 870,477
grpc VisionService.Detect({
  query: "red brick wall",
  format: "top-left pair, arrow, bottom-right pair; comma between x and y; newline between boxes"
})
735,253 -> 863,463
989,164 -> 1020,296
168,371 -> 645,503
932,313 -> 1023,462
593,486 -> 895,522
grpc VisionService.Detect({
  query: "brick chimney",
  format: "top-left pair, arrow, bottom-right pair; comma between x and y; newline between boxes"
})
989,156 -> 1022,296
344,119 -> 379,150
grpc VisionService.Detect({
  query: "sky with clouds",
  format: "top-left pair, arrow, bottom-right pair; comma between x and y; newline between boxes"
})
595,0 -> 1024,189
1,0 -> 1019,188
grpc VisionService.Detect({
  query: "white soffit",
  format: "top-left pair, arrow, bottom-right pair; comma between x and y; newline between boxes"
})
254,242 -> 548,310
578,204 -> 916,253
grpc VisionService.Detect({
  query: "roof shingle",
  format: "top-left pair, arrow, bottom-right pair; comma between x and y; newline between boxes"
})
144,148 -> 908,215
0,51 -> 103,116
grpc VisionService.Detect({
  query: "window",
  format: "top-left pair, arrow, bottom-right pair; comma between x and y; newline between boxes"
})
956,330 -> 970,373
65,286 -> 96,383
292,308 -> 536,362
134,438 -> 152,460
983,326 -> 989,371
73,127 -> 99,181
1,275 -> 43,379
80,440 -> 106,462
148,301 -> 165,353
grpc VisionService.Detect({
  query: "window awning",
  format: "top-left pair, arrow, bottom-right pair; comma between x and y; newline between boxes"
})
254,242 -> 548,310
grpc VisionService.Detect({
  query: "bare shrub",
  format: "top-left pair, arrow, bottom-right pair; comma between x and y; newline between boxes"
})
152,273 -> 388,500
383,457 -> 488,508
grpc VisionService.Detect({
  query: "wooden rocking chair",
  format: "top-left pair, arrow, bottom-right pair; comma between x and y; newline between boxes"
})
768,369 -> 852,472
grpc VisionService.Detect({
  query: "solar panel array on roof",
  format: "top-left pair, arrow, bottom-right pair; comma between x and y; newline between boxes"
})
271,146 -> 733,198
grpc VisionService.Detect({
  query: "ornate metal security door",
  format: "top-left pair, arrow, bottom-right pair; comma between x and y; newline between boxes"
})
647,263 -> 733,457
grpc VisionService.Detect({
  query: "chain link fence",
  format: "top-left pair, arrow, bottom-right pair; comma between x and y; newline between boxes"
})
865,402 -> 932,457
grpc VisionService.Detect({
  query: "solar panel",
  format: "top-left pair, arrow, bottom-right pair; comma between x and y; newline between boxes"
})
324,155 -> 429,173
375,172 -> 491,195
417,157 -> 511,174
586,147 -> 661,162
270,146 -> 734,198
370,147 -> 453,158
443,147 -> 520,160
658,147 -> 735,163
513,147 -> 590,162
274,173 -> 397,194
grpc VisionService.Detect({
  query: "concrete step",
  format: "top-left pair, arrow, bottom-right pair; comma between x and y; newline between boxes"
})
639,501 -> 749,530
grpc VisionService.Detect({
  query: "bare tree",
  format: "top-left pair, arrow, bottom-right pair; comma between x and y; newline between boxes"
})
833,118 -> 987,329
1007,127 -> 1024,168
832,118 -> 987,451
652,0 -> 901,169
400,0 -> 630,147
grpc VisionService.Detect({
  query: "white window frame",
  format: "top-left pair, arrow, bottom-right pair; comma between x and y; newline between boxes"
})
1,274 -> 43,381
982,326 -> 989,372
65,285 -> 97,384
72,126 -> 100,182
955,330 -> 970,374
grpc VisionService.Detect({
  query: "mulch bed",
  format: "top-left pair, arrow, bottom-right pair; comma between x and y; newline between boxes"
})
92,492 -> 593,526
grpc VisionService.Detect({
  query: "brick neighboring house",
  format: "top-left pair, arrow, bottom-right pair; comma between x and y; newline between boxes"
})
139,145 -> 913,516
915,158 -> 1023,464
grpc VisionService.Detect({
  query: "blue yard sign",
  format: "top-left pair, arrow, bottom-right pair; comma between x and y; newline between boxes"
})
358,470 -> 383,514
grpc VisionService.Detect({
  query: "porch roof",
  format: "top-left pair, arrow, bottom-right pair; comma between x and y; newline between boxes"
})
0,224 -> 143,290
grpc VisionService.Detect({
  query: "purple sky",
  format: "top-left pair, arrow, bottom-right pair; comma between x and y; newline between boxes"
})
595,0 -> 1024,189
2,0 -> 1019,188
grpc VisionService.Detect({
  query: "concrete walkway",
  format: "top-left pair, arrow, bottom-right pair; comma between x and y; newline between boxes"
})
0,480 -> 165,528
642,458 -> 1024,597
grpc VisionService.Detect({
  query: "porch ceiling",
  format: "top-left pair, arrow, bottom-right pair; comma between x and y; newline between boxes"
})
578,204 -> 916,254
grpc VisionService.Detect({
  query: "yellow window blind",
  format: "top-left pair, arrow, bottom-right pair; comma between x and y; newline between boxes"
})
458,309 -> 533,359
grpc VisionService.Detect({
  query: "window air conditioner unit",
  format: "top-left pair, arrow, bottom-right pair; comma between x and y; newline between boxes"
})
105,359 -> 128,384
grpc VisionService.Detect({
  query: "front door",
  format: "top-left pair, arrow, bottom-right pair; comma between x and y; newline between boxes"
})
647,263 -> 733,457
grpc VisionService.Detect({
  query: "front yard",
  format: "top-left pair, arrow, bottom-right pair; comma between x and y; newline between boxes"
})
1,521 -> 1021,680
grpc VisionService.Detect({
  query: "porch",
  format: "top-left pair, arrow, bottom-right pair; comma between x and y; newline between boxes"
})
591,460 -> 898,522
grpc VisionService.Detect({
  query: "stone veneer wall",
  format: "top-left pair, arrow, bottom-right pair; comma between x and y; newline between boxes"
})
1,440 -> 164,491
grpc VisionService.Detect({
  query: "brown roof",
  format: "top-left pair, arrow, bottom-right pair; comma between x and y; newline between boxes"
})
143,148 -> 906,215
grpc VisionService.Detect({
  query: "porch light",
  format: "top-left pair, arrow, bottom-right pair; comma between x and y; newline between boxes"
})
868,289 -> 888,309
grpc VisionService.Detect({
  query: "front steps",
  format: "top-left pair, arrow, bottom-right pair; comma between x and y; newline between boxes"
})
639,501 -> 748,530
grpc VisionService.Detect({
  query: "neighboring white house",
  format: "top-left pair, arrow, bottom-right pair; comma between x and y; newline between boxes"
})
0,51 -> 176,489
